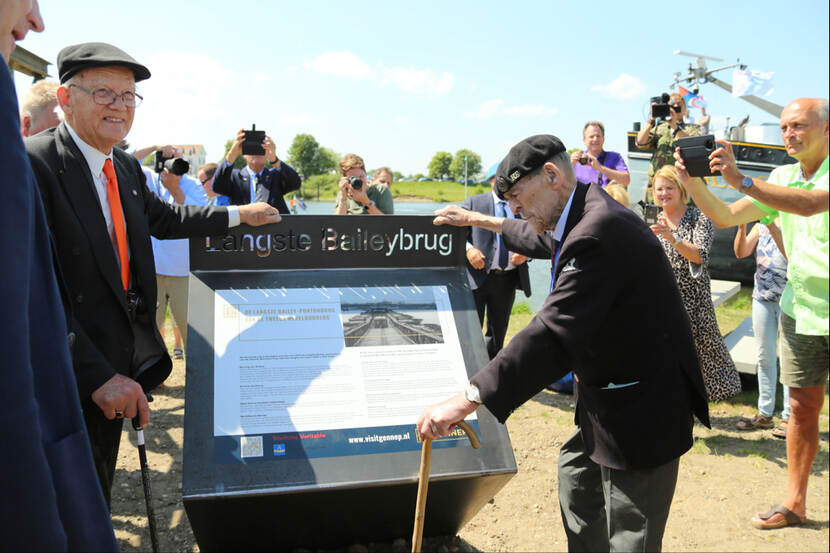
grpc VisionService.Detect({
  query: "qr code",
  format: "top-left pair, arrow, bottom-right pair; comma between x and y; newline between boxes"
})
240,436 -> 263,458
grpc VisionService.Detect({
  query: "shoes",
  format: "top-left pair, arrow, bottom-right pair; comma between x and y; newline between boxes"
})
772,420 -> 788,440
751,504 -> 806,529
173,347 -> 184,360
736,413 -> 774,431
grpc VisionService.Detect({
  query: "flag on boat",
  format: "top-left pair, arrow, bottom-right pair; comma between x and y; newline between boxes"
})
732,69 -> 775,98
678,86 -> 708,110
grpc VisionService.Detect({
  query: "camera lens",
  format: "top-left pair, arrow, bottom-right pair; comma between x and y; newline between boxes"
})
578,156 -> 589,165
348,176 -> 363,190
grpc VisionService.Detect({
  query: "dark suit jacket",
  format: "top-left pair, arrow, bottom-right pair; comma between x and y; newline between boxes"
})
1,67 -> 116,550
462,191 -> 531,296
26,123 -> 230,400
212,159 -> 301,214
471,182 -> 710,470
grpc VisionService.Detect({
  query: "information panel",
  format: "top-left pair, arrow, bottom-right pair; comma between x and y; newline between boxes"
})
182,216 -> 516,551
211,284 -> 475,462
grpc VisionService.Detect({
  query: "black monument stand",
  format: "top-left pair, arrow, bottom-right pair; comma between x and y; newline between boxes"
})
183,216 -> 517,551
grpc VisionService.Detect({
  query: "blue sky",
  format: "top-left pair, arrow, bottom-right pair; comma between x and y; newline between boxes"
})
13,0 -> 830,176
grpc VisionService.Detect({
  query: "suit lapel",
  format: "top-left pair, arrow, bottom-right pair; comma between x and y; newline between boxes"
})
55,125 -> 127,306
553,182 -> 588,281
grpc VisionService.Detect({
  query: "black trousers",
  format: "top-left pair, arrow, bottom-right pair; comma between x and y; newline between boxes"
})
82,401 -> 124,508
557,430 -> 679,552
473,269 -> 519,359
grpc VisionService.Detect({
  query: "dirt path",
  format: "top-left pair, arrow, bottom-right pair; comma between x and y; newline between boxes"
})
111,356 -> 829,552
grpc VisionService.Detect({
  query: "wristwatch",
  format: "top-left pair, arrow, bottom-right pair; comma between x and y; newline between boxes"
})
363,200 -> 375,209
465,382 -> 482,404
740,176 -> 754,192
671,233 -> 681,247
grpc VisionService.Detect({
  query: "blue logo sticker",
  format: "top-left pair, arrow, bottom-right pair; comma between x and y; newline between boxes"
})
273,443 -> 286,456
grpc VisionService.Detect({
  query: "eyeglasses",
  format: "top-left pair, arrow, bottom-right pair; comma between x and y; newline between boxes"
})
199,178 -> 211,185
669,104 -> 683,112
69,84 -> 143,108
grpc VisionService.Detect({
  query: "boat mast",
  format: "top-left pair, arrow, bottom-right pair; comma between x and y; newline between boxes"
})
671,50 -> 784,118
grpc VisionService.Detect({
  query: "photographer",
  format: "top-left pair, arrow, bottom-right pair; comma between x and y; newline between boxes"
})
142,150 -> 208,357
213,128 -> 301,214
335,153 -> 394,214
570,121 -> 630,187
636,93 -> 702,188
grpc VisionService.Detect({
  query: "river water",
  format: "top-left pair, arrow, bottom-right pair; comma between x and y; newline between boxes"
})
298,200 -> 549,312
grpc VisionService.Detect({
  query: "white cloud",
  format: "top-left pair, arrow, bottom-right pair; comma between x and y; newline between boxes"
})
466,98 -> 504,119
589,73 -> 646,100
380,66 -> 455,97
128,51 -> 236,155
306,50 -> 371,79
465,99 -> 558,119
305,51 -> 455,97
503,104 -> 559,117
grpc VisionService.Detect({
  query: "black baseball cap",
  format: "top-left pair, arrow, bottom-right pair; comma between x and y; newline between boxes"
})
57,42 -> 151,84
495,134 -> 566,199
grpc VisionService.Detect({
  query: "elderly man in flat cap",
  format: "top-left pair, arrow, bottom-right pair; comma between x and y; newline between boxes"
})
417,135 -> 710,552
25,41 -> 281,505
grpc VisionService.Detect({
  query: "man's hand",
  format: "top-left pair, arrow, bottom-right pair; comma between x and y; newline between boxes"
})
349,185 -> 371,207
226,129 -> 245,164
159,169 -> 185,203
263,135 -> 278,163
91,373 -> 150,427
238,202 -> 282,226
585,151 -> 602,172
709,140 -> 743,187
674,148 -> 706,194
570,150 -> 582,166
415,392 -> 479,441
511,253 -> 528,266
466,247 -> 485,269
434,205 -> 480,227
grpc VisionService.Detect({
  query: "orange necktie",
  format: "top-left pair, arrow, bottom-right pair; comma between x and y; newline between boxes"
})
102,158 -> 130,292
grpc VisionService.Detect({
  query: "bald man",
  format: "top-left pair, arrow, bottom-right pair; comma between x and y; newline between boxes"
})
675,97 -> 829,531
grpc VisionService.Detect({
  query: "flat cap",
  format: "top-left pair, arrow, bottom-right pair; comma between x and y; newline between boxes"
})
495,134 -> 566,199
58,42 -> 151,83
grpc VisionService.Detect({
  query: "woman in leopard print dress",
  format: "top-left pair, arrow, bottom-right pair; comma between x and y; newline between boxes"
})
650,166 -> 741,402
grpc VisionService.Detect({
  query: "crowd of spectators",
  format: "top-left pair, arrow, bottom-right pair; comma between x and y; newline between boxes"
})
2,1 -> 826,544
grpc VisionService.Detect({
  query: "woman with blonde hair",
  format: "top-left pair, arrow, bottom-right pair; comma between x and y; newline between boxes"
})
603,181 -> 630,206
650,165 -> 741,402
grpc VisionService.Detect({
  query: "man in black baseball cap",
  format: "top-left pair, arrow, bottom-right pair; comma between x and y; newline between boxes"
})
418,134 -> 710,551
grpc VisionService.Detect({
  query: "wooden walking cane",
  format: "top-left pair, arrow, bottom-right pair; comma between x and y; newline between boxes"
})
411,420 -> 481,553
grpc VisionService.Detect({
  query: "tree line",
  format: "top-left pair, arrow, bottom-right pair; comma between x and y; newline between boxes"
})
216,133 -> 483,182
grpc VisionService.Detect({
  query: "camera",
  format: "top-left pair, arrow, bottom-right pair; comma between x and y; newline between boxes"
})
677,134 -> 720,178
154,151 -> 190,176
242,124 -> 266,156
348,175 -> 363,190
578,155 -> 589,165
126,289 -> 147,322
650,93 -> 671,119
640,202 -> 662,225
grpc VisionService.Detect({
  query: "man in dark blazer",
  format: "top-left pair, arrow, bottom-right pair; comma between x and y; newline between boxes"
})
26,42 -> 281,505
1,3 -> 117,549
463,164 -> 531,358
213,128 -> 301,213
418,135 -> 710,552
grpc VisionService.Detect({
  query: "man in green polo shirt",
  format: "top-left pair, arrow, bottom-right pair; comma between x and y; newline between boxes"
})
335,153 -> 394,215
675,97 -> 829,531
